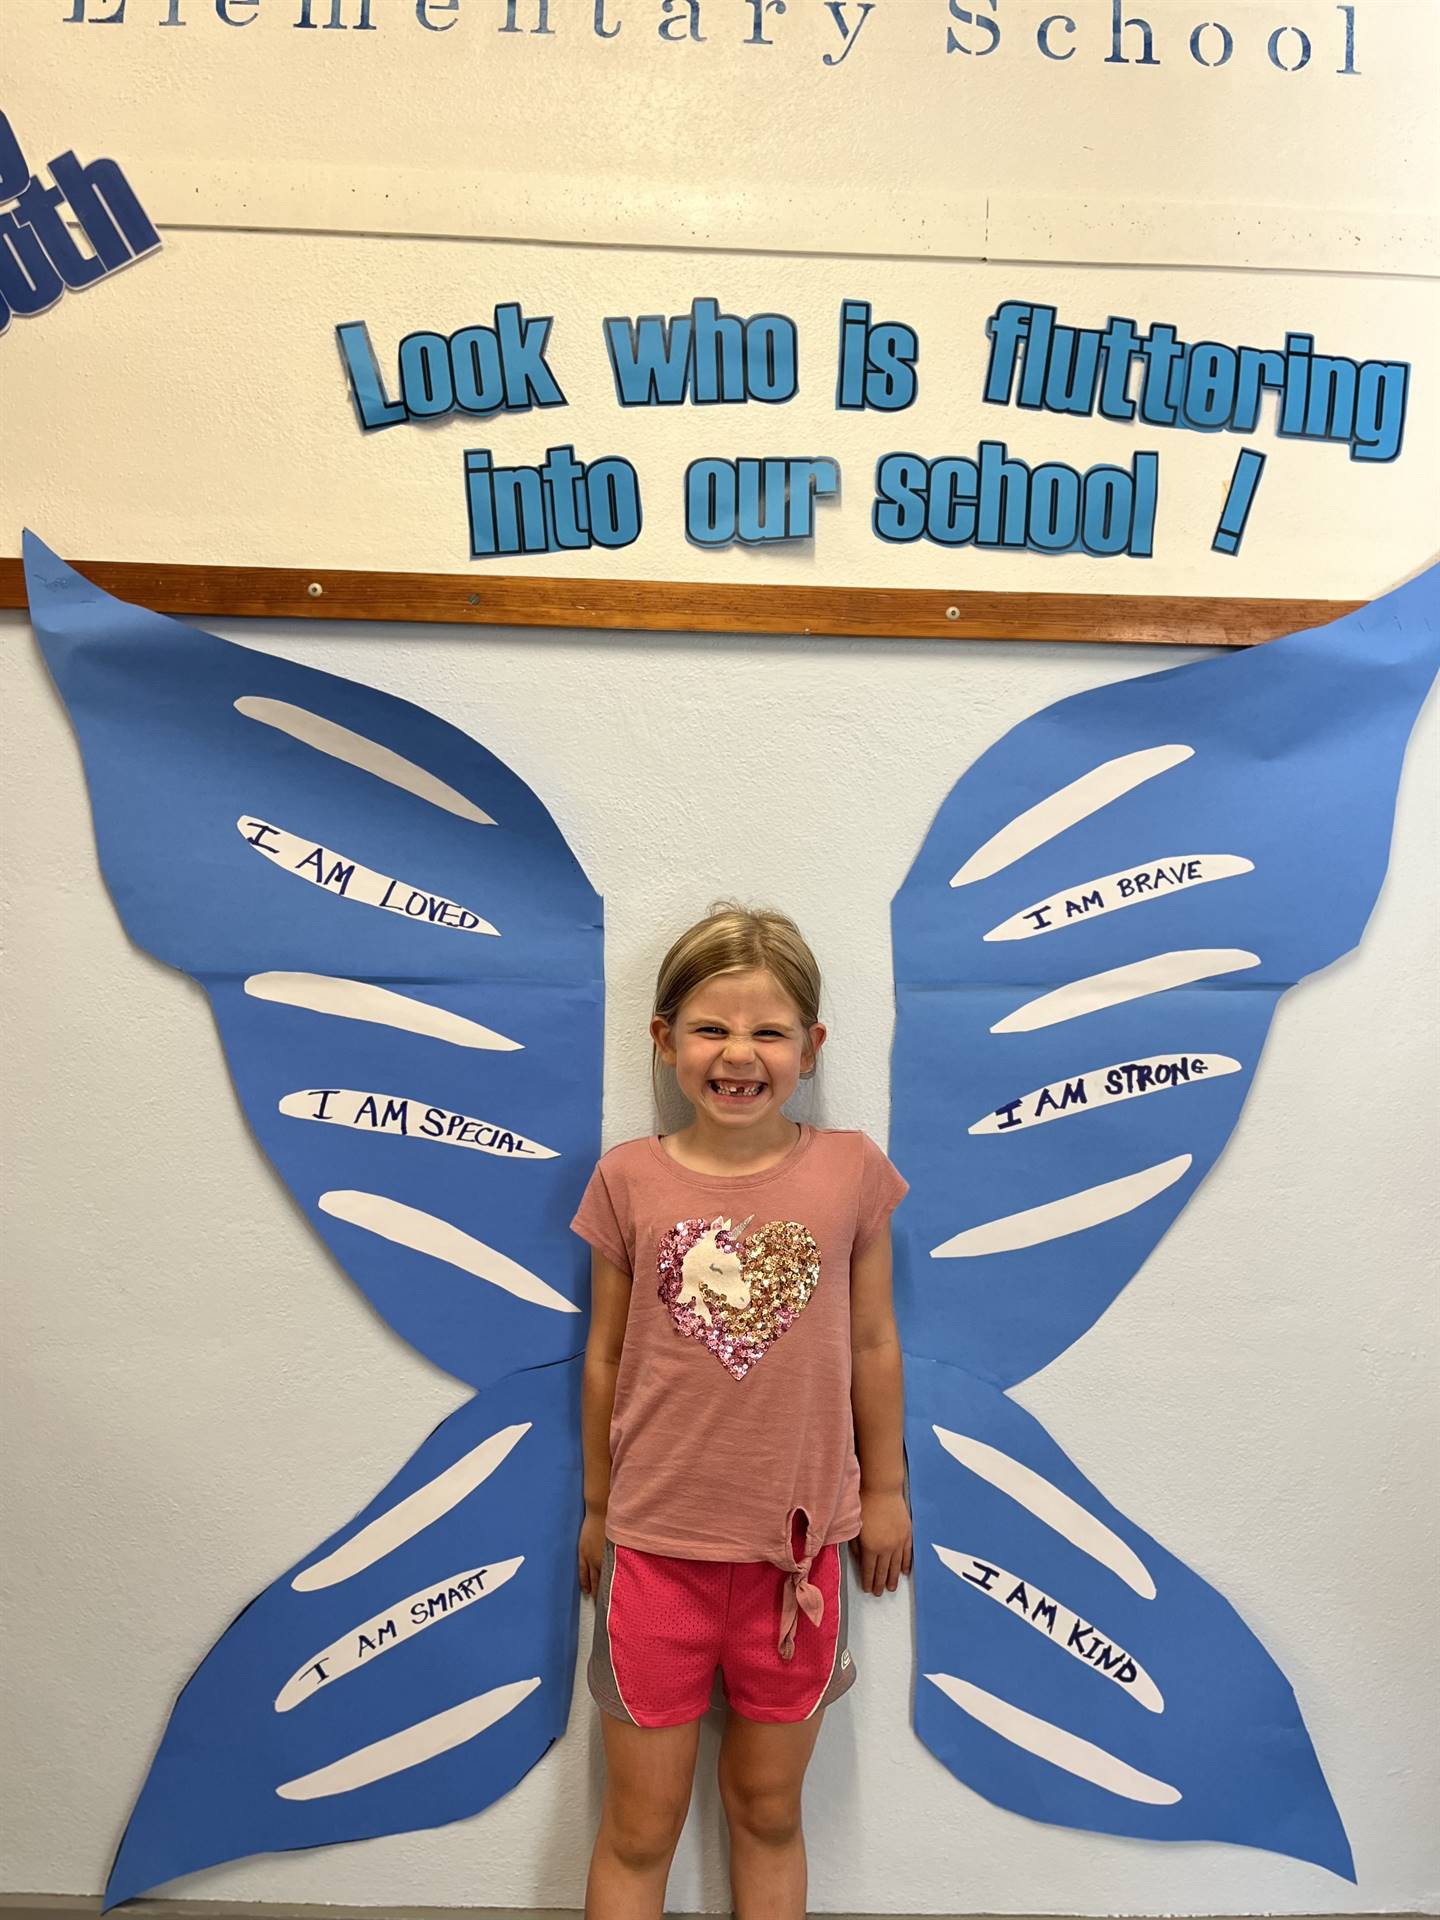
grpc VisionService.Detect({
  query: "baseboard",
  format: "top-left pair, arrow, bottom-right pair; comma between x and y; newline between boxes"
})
2,1905 -> 582,1920
0,1900 -> 1424,1920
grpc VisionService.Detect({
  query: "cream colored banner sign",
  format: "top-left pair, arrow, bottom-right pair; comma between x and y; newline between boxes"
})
3,0 -> 1437,588
329,294 -> 1410,564
6,0 -> 1439,269
2,229 -> 1435,588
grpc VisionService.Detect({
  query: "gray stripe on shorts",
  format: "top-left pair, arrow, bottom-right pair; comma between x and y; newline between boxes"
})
588,1539 -> 639,1724
813,1543 -> 858,1713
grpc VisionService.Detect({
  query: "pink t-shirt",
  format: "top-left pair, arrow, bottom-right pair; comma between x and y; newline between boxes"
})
571,1125 -> 907,1649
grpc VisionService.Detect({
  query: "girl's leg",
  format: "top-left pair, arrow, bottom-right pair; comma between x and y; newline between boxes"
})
717,1706 -> 826,1920
585,1710 -> 704,1920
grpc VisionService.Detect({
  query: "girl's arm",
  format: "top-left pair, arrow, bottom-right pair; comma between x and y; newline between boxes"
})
850,1225 -> 913,1596
578,1247 -> 631,1596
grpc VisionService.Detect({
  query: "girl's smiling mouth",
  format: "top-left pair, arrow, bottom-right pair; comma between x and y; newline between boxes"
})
709,1079 -> 767,1099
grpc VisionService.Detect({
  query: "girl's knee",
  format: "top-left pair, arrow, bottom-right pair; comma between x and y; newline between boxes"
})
719,1779 -> 803,1847
601,1787 -> 690,1872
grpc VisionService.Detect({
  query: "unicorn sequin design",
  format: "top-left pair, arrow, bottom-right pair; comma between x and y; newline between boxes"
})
658,1213 -> 822,1380
676,1216 -> 754,1326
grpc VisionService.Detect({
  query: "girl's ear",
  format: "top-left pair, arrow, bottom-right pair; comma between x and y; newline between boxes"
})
801,1021 -> 828,1079
650,1014 -> 678,1066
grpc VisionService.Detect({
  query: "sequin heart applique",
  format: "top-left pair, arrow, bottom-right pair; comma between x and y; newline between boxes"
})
657,1216 -> 821,1381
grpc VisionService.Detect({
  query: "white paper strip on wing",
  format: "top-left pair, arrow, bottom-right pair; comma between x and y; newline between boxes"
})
984,854 -> 1254,941
275,1678 -> 541,1799
318,1192 -> 581,1314
244,973 -> 521,1051
277,1559 -> 525,1710
235,697 -> 496,825
991,950 -> 1259,1033
930,1154 -> 1191,1258
238,818 -> 499,935
949,746 -> 1193,888
970,1054 -> 1240,1134
280,1088 -> 556,1159
932,1427 -> 1156,1600
925,1673 -> 1181,1804
292,1423 -> 530,1591
933,1547 -> 1163,1711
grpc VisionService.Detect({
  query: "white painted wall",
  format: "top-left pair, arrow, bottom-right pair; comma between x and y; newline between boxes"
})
3,606 -> 1436,1914
4,17 -> 1439,1882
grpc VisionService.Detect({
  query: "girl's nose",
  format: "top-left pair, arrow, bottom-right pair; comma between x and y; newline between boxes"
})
724,1037 -> 755,1062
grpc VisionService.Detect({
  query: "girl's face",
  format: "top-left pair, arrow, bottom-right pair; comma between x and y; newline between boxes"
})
651,967 -> 826,1133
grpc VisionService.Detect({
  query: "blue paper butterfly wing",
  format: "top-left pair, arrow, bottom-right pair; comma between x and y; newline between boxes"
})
25,531 -> 603,1390
892,563 -> 1440,1873
23,533 -> 602,1902
104,1359 -> 583,1909
905,1357 -> 1353,1877
893,562 -> 1440,1390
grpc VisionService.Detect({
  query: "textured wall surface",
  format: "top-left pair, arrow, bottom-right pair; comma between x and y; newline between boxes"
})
3,612 -> 1436,1914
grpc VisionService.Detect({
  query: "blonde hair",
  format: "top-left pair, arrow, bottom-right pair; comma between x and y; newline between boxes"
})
651,902 -> 823,1094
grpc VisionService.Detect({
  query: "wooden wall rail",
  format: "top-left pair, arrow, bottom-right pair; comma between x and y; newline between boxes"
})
0,558 -> 1361,648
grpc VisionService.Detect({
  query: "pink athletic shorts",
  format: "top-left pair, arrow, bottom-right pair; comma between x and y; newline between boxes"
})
588,1536 -> 856,1727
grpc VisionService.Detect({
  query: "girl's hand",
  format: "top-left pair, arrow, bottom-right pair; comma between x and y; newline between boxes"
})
850,1488 -> 913,1596
578,1507 -> 606,1599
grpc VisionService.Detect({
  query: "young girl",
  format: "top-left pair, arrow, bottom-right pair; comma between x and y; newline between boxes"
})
571,903 -> 911,1920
